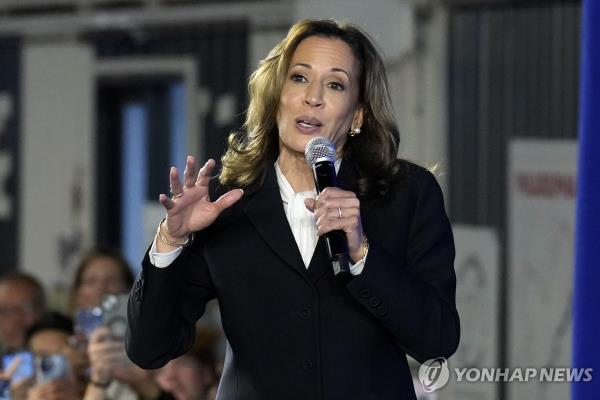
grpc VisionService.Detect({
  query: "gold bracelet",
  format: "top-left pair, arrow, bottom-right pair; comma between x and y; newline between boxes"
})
361,235 -> 369,260
158,218 -> 195,247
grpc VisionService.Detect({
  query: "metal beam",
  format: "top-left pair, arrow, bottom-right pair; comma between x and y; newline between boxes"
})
0,1 -> 292,36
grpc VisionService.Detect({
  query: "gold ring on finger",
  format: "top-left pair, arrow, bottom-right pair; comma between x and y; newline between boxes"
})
337,207 -> 342,219
171,192 -> 184,200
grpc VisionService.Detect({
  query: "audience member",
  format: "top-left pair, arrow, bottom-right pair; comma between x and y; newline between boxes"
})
70,246 -> 134,313
1,247 -> 225,400
0,272 -> 46,355
19,312 -> 84,400
70,246 -> 171,400
156,327 -> 219,400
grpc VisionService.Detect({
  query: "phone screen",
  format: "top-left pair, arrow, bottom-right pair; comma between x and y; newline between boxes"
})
101,293 -> 129,338
2,351 -> 34,383
74,307 -> 103,339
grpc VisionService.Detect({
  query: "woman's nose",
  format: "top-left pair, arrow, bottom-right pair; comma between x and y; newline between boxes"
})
303,82 -> 323,107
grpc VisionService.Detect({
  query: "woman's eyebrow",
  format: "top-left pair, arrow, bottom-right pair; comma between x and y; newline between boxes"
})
331,67 -> 351,80
291,63 -> 351,79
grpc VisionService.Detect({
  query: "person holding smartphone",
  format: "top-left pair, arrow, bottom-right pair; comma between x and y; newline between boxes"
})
70,247 -> 172,400
22,313 -> 82,400
0,272 -> 46,356
0,313 -> 82,400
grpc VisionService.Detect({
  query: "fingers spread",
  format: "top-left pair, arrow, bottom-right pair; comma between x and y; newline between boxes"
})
183,155 -> 197,188
159,193 -> 175,210
196,159 -> 215,186
169,167 -> 183,196
213,189 -> 244,212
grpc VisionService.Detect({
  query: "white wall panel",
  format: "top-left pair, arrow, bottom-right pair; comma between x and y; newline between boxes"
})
20,41 -> 95,308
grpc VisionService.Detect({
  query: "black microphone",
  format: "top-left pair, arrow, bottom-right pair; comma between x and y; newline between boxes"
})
305,137 -> 350,276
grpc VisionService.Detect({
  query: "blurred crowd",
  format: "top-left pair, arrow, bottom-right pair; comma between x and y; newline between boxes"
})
0,246 -> 222,400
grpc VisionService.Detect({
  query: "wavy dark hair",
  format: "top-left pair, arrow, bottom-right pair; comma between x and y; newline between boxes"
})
220,19 -> 402,199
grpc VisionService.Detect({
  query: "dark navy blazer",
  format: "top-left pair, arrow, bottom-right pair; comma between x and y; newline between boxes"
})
126,159 -> 460,400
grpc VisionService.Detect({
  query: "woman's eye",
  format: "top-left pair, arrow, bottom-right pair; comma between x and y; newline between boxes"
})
328,82 -> 345,91
291,74 -> 307,83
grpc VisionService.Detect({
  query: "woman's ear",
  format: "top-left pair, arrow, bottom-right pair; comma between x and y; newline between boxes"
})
352,106 -> 364,130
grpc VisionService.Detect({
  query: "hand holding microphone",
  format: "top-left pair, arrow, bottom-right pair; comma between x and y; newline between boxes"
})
304,137 -> 366,275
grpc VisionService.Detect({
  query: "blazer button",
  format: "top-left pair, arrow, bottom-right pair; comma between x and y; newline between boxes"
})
359,289 -> 370,299
298,307 -> 311,320
375,305 -> 388,317
302,359 -> 313,370
368,297 -> 381,308
134,278 -> 144,302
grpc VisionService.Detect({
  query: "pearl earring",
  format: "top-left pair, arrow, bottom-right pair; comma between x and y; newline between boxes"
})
349,127 -> 361,137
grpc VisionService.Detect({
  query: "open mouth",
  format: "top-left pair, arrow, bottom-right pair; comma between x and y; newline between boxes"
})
295,116 -> 323,130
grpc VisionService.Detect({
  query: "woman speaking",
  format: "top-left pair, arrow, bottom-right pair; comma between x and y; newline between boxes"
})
127,19 -> 460,400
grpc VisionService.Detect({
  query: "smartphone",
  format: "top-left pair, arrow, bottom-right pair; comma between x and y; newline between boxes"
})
2,351 -> 34,384
101,293 -> 129,338
36,354 -> 69,384
74,307 -> 103,339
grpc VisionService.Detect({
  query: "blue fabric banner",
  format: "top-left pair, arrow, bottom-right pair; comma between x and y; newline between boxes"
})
572,0 -> 600,398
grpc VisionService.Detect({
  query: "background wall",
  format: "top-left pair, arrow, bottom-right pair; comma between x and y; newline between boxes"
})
20,42 -> 95,308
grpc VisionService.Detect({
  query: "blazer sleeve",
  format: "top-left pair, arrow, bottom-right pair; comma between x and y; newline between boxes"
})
346,170 -> 460,363
126,234 -> 217,369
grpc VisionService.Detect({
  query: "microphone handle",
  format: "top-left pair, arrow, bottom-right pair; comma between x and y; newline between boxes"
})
312,161 -> 350,276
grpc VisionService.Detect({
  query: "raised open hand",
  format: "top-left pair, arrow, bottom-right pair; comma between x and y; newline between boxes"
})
158,156 -> 243,244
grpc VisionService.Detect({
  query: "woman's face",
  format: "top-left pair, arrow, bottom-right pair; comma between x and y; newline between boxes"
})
156,355 -> 207,400
276,36 -> 363,159
74,256 -> 128,310
29,329 -> 70,356
29,329 -> 88,390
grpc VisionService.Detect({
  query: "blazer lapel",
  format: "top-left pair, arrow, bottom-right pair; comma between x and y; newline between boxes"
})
306,236 -> 330,282
243,165 -> 308,279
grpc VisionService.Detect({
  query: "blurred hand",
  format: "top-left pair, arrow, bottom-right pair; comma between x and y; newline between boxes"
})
87,326 -> 127,385
112,366 -> 161,400
10,377 -> 34,400
87,326 -> 161,399
26,379 -> 79,400
2,354 -> 34,400
304,187 -> 366,263
0,356 -> 17,381
111,362 -> 152,385
159,157 -> 243,242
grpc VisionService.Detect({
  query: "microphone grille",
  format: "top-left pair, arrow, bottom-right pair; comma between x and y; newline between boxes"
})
305,137 -> 336,166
